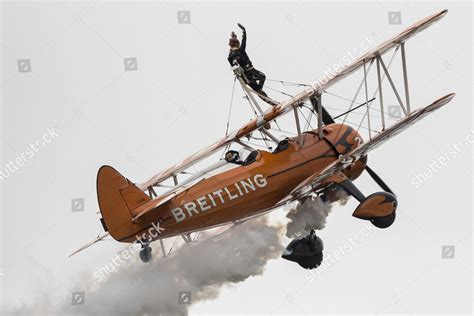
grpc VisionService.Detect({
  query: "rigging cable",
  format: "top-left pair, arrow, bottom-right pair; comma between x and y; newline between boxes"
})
264,85 -> 294,98
298,107 -> 314,131
225,76 -> 237,136
266,79 -> 310,87
221,78 -> 238,159
257,130 -> 272,150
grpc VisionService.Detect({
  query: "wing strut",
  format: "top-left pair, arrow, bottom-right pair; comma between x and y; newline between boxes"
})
293,108 -> 302,145
357,47 -> 399,134
159,239 -> 167,257
400,42 -> 411,113
309,94 -> 334,139
376,56 -> 386,130
363,60 -> 372,139
377,54 -> 408,115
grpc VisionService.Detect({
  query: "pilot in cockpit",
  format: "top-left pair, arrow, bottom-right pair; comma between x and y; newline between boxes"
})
225,150 -> 242,165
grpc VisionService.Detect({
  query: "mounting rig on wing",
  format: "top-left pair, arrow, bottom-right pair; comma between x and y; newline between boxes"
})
232,62 -> 279,107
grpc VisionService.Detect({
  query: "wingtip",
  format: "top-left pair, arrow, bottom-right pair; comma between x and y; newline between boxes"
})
424,93 -> 456,113
443,92 -> 456,102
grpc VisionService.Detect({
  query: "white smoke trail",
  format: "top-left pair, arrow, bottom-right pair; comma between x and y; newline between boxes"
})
81,216 -> 283,315
8,216 -> 283,316
334,189 -> 350,206
6,195 -> 348,315
285,196 -> 333,239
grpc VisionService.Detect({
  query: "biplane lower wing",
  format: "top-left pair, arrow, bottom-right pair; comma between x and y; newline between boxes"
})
285,93 -> 455,201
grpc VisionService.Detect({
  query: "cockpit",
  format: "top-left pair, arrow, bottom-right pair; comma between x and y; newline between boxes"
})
225,138 -> 291,166
225,148 -> 260,166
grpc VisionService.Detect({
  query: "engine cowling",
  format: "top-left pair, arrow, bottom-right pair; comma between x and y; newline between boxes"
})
342,155 -> 368,181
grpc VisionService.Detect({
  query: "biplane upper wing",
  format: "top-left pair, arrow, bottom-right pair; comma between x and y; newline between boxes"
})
139,9 -> 448,191
285,93 -> 455,202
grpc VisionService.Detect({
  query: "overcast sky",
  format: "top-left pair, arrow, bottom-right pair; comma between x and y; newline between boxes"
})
1,1 -> 472,315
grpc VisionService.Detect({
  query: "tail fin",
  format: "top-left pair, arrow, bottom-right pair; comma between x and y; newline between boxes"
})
97,165 -> 151,242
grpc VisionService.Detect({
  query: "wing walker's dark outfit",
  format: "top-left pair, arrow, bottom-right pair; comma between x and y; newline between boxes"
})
227,29 -> 266,92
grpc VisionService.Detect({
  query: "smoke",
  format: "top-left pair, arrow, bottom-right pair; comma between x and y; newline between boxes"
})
79,196 -> 338,315
335,189 -> 350,206
9,216 -> 283,316
6,195 -> 347,315
285,196 -> 333,239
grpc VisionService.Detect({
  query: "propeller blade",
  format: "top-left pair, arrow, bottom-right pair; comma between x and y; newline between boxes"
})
321,106 -> 335,124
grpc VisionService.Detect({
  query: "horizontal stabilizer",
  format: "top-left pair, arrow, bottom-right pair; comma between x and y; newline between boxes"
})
69,232 -> 110,257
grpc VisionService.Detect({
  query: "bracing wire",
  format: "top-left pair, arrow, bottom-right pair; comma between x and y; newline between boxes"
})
225,77 -> 237,136
237,82 -> 259,117
303,105 -> 314,131
266,79 -> 309,87
265,85 -> 294,98
298,107 -> 313,131
257,130 -> 272,150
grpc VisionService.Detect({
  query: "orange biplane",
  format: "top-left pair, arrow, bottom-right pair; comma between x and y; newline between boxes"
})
72,10 -> 455,268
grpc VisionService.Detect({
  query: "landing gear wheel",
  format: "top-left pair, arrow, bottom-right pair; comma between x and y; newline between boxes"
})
370,211 -> 396,229
139,245 -> 153,263
297,252 -> 323,270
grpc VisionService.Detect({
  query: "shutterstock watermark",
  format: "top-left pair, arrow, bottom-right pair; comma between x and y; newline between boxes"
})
310,35 -> 377,89
410,130 -> 473,189
93,222 -> 165,282
305,222 -> 375,281
0,128 -> 59,181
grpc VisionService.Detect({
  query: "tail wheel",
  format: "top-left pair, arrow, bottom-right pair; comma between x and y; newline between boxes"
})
139,246 -> 153,263
370,211 -> 396,229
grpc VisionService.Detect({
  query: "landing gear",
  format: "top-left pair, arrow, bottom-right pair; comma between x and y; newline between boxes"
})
139,243 -> 153,263
371,211 -> 396,229
338,167 -> 398,229
282,230 -> 324,269
352,191 -> 397,229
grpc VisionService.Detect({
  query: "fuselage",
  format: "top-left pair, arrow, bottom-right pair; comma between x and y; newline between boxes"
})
123,123 -> 362,243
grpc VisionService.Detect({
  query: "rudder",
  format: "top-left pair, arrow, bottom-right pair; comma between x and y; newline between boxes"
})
97,165 -> 151,241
